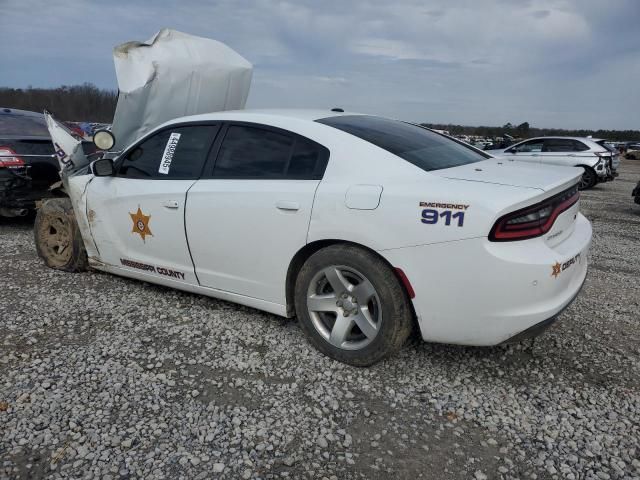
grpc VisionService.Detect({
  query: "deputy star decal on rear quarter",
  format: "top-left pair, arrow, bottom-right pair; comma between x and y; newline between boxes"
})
551,261 -> 561,279
129,207 -> 152,242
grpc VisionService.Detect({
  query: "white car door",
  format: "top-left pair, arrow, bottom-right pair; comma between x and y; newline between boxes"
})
86,123 -> 220,284
186,123 -> 329,306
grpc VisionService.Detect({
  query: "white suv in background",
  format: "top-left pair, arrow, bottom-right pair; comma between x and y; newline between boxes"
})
488,137 -> 618,190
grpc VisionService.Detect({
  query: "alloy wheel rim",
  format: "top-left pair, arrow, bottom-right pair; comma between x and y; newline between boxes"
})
306,265 -> 382,350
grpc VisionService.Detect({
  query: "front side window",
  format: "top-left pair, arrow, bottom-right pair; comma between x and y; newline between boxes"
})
117,125 -> 217,179
212,125 -> 329,179
512,140 -> 544,153
316,115 -> 486,172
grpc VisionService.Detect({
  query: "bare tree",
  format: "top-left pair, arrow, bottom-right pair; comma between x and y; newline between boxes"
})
0,84 -> 117,122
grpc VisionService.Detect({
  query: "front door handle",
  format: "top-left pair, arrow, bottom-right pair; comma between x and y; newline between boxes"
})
276,201 -> 300,211
163,200 -> 179,209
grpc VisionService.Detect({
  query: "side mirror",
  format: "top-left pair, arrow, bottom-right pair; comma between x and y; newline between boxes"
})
92,158 -> 115,177
93,129 -> 116,151
506,147 -> 517,154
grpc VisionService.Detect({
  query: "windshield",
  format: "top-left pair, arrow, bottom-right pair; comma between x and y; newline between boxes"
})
316,115 -> 487,172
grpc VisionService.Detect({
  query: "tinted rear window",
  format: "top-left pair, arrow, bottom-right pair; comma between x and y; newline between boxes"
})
0,112 -> 49,136
316,115 -> 487,171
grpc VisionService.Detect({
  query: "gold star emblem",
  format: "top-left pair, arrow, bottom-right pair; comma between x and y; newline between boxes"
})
129,207 -> 152,242
551,261 -> 561,279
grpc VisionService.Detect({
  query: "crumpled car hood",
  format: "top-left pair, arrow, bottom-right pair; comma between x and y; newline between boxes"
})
47,28 -> 253,176
111,28 -> 253,151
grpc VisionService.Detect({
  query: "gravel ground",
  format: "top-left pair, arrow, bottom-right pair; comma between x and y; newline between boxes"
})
1,160 -> 639,480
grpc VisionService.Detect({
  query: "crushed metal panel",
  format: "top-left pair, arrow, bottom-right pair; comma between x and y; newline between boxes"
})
44,112 -> 89,174
111,28 -> 253,150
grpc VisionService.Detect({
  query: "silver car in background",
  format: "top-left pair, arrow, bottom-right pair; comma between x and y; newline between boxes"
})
488,136 -> 618,190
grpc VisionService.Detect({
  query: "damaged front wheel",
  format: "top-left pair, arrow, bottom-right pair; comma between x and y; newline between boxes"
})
34,198 -> 88,272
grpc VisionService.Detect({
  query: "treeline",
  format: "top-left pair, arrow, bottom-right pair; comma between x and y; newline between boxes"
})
2,84 -> 638,140
422,122 -> 640,142
0,84 -> 117,123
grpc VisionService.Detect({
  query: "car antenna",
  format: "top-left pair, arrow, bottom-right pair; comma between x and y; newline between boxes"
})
331,107 -> 344,112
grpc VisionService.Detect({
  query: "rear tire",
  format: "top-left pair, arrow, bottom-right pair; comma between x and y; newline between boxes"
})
34,198 -> 88,272
294,244 -> 413,366
578,166 -> 597,190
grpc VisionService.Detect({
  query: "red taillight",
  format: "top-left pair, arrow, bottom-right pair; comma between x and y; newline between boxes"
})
0,147 -> 25,167
489,185 -> 580,242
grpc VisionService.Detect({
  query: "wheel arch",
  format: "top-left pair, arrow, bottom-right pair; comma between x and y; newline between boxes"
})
285,239 -> 417,322
575,164 -> 598,189
574,163 -> 596,170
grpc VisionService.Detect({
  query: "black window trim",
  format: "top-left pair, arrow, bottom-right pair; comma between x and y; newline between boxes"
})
113,121 -> 222,180
201,121 -> 331,181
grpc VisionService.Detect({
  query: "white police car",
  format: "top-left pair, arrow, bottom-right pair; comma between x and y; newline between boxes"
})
35,109 -> 591,366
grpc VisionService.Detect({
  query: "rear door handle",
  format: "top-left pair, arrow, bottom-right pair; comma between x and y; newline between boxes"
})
276,201 -> 300,211
163,200 -> 179,209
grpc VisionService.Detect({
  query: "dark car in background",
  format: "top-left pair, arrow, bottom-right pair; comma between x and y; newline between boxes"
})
0,108 -> 98,217
0,108 -> 59,217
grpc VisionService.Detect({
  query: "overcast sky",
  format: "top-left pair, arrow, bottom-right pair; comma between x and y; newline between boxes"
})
1,0 -> 638,129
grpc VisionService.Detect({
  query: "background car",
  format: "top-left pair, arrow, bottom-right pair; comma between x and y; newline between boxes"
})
0,108 -> 59,217
0,107 -> 97,217
487,136 -> 616,190
625,143 -> 640,160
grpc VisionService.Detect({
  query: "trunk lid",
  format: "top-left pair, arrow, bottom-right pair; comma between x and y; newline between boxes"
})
431,158 -> 582,195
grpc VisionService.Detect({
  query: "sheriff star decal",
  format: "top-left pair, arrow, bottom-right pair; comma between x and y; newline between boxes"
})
551,253 -> 581,279
129,207 -> 153,242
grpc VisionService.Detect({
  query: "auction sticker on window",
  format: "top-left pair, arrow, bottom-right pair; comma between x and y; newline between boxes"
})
158,133 -> 181,174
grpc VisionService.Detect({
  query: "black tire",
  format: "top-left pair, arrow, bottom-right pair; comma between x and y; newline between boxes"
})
294,244 -> 413,366
34,197 -> 88,272
578,166 -> 597,190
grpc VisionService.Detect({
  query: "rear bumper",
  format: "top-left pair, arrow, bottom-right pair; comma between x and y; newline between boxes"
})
380,213 -> 592,346
500,272 -> 586,344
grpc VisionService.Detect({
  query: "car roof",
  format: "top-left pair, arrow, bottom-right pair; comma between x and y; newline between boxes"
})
161,108 -> 360,126
0,107 -> 45,118
523,136 -> 597,142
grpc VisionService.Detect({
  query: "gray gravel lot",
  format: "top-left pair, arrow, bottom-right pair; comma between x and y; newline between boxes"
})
1,161 -> 639,480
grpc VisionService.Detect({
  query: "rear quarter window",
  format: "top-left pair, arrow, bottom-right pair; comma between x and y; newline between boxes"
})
316,115 -> 487,172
